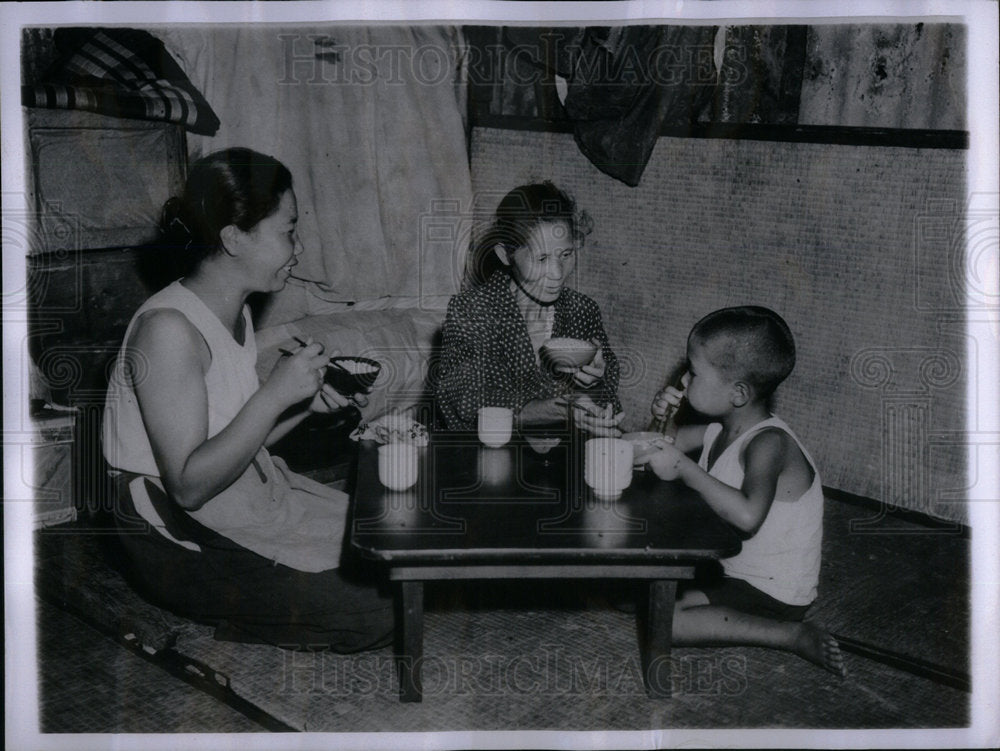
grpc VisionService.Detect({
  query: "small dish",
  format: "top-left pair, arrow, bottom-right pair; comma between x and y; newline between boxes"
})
525,434 -> 561,454
540,337 -> 598,369
325,356 -> 382,394
622,431 -> 668,465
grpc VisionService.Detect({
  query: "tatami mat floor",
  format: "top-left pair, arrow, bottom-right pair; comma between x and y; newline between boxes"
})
36,598 -> 265,733
31,495 -> 971,736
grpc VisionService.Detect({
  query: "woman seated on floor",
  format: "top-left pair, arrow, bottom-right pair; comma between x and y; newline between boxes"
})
102,147 -> 393,652
436,181 -> 624,436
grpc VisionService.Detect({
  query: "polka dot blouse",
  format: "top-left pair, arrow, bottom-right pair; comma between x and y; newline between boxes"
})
436,271 -> 621,431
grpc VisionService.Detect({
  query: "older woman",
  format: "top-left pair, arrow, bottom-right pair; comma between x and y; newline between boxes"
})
436,182 -> 623,436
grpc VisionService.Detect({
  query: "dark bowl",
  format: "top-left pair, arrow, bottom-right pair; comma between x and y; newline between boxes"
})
325,356 -> 382,394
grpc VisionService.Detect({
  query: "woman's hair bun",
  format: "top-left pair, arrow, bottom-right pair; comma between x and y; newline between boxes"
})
158,148 -> 293,273
161,197 -> 193,247
159,195 -> 210,277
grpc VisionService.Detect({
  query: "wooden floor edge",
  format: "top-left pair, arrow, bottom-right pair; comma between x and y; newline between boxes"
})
832,632 -> 971,693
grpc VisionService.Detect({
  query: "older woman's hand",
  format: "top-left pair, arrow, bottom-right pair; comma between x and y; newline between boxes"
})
570,395 -> 624,437
517,396 -> 571,428
554,338 -> 607,389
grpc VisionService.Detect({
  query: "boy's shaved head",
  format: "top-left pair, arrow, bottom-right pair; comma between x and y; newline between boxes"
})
689,306 -> 796,399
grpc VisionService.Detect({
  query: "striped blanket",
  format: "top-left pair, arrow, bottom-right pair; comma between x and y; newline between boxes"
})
22,28 -> 219,135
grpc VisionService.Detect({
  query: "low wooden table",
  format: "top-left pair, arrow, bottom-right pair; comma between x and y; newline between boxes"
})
349,433 -> 740,701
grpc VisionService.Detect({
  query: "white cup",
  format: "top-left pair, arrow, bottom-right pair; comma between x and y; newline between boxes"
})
584,438 -> 634,499
478,407 -> 513,448
378,443 -> 418,491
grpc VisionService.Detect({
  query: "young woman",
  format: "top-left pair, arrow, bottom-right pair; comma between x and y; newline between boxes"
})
102,148 -> 392,651
436,181 -> 623,435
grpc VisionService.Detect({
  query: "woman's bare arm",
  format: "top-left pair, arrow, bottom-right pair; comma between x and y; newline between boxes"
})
130,310 -> 326,510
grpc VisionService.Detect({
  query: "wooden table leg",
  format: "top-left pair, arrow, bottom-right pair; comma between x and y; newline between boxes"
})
640,579 -> 677,697
399,580 -> 424,702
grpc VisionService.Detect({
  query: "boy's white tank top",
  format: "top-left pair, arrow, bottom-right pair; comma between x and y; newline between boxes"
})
102,280 -> 346,572
698,416 -> 823,606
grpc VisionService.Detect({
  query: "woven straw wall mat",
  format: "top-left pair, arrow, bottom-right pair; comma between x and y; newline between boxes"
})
469,127 -> 968,525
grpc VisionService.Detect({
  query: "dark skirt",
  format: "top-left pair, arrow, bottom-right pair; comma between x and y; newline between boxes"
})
113,473 -> 394,653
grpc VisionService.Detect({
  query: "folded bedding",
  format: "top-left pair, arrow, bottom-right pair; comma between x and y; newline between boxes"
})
22,28 -> 220,135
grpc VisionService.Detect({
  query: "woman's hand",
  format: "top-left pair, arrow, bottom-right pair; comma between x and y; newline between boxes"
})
261,341 -> 329,411
570,395 -> 624,437
651,384 -> 685,421
309,384 -> 370,414
554,339 -> 606,389
309,383 -> 350,413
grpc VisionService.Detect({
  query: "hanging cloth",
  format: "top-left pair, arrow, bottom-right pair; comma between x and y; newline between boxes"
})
562,25 -> 719,186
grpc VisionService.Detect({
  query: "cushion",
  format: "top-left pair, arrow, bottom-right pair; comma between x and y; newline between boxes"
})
255,308 -> 445,422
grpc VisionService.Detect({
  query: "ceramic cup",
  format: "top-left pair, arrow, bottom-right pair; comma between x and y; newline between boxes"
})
478,407 -> 513,448
378,443 -> 418,491
584,438 -> 634,499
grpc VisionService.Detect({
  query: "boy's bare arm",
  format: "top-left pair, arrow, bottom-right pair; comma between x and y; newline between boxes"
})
647,429 -> 788,535
671,423 -> 707,455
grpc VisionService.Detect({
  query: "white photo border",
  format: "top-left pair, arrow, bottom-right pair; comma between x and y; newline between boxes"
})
3,2 -> 997,750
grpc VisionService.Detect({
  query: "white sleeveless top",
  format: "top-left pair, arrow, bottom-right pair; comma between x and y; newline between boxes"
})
102,281 -> 347,572
698,416 -> 823,605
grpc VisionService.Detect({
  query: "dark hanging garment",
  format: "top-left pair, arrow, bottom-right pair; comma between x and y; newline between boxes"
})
563,25 -> 718,186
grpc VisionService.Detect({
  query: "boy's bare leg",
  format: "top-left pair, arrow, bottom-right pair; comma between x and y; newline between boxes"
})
672,591 -> 847,677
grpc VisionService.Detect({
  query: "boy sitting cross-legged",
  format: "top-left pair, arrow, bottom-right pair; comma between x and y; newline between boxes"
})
644,305 -> 846,676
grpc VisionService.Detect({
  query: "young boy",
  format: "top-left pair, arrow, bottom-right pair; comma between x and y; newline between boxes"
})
645,306 -> 846,676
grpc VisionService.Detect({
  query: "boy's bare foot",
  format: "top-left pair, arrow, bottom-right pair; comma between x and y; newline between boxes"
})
794,621 -> 848,677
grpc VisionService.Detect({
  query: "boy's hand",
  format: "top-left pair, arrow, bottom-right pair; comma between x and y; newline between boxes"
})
645,442 -> 686,481
651,384 -> 685,421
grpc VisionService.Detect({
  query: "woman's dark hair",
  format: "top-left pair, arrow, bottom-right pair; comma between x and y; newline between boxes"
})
469,181 -> 592,285
161,147 -> 293,271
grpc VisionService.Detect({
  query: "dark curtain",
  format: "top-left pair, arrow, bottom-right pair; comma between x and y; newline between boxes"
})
507,25 -> 719,186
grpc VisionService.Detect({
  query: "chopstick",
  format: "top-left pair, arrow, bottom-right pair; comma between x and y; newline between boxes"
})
279,335 -> 313,357
650,374 -> 683,436
651,402 -> 678,436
